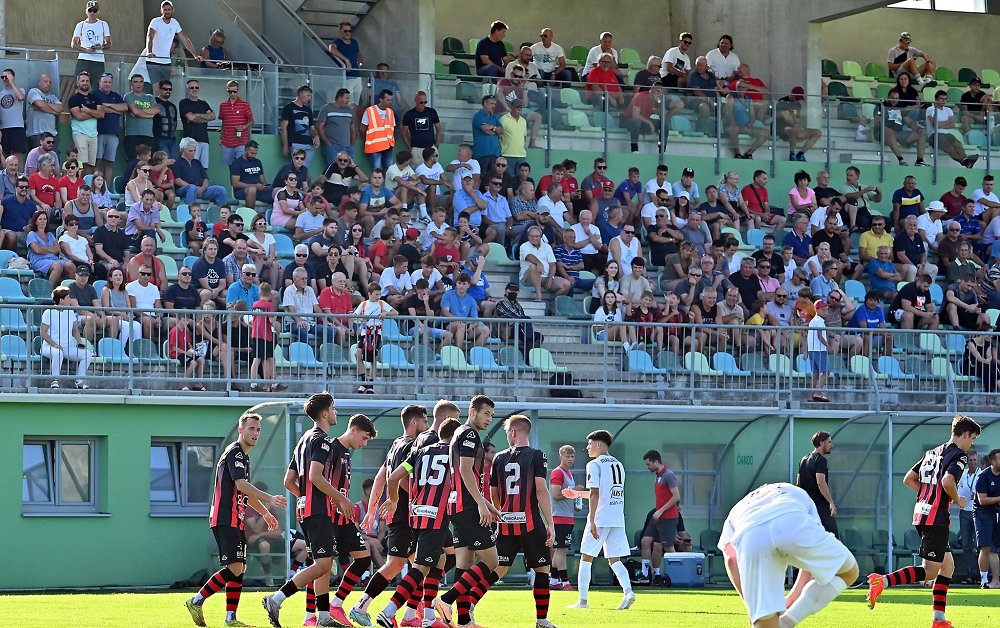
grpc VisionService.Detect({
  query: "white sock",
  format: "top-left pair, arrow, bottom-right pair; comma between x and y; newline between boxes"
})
423,604 -> 436,622
192,593 -> 205,604
611,561 -> 633,595
272,591 -> 287,605
403,605 -> 418,620
304,612 -> 316,620
382,601 -> 400,617
641,559 -> 650,577
933,610 -> 946,621
226,611 -> 236,621
982,570 -> 989,584
578,561 -> 592,602
356,594 -> 373,613
319,610 -> 331,621
782,576 -> 848,626
653,567 -> 660,576
331,597 -> 344,608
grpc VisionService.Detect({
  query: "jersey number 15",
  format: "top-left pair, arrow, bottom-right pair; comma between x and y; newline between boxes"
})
418,454 -> 449,486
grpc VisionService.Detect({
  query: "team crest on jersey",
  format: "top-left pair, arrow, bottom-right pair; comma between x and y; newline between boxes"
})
539,557 -> 547,564
221,554 -> 228,561
316,548 -> 327,555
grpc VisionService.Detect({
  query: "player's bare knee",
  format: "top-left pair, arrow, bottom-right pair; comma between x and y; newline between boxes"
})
229,562 -> 245,576
838,556 -> 859,585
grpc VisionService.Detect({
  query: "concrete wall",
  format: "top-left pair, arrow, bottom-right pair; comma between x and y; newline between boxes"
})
359,0 -> 436,76
431,0 -> 673,62
7,0 -> 146,57
823,8 -> 1000,78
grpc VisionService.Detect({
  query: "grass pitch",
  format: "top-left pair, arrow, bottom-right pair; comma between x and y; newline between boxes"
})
2,586 -> 1000,627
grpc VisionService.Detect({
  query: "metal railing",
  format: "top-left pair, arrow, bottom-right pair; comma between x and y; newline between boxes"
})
0,302 -> 993,411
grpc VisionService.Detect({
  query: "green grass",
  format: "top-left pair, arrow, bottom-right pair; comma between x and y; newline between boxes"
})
1,587 -> 1000,627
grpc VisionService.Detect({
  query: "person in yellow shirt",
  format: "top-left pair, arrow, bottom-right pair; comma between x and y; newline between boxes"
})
499,98 -> 529,175
857,215 -> 894,263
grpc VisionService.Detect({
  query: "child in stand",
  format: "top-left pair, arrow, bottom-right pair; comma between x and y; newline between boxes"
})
212,204 -> 232,237
807,299 -> 831,402
456,210 -> 489,260
353,282 -> 396,394
421,206 -> 449,252
431,227 -> 461,278
168,316 -> 206,391
304,182 -> 333,219
746,299 -> 774,357
398,227 -> 423,272
628,290 -> 665,350
184,202 -> 207,255
662,292 -> 685,355
369,225 -> 396,277
249,283 -> 282,392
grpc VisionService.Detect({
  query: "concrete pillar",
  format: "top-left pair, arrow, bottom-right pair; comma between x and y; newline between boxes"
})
358,0 -> 435,77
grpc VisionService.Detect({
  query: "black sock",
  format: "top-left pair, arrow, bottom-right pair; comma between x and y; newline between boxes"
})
630,143 -> 639,152
443,553 -> 457,575
279,579 -> 299,599
316,592 -> 330,612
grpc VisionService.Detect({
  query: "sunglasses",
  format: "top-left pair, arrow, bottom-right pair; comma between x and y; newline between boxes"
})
68,165 -> 79,170
179,272 -> 192,277
140,168 -> 151,173
496,163 -> 507,167
87,7 -> 98,12
776,294 -> 787,298
287,177 -> 298,182
623,229 -> 635,234
343,28 -> 353,33
352,228 -> 363,232
161,88 -> 172,92
17,185 -> 29,190
243,272 -> 257,276
596,165 -> 607,170
295,253 -> 307,257
689,272 -> 702,277
417,100 -> 427,104
232,222 -> 243,226
329,252 -> 341,257
139,272 -> 152,276
490,181 -> 502,186
682,39 -> 693,44
338,159 -> 349,163
227,89 -> 238,94
293,156 -> 305,160
655,213 -> 666,218
107,215 -> 119,219
188,86 -> 200,90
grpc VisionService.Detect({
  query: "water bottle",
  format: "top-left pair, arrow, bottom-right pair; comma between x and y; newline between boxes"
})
574,496 -> 584,511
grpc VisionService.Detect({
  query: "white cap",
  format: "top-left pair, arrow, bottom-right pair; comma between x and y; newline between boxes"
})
927,200 -> 946,213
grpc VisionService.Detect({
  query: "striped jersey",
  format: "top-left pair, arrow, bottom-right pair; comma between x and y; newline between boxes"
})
289,426 -> 334,522
210,441 -> 250,529
404,441 -> 453,530
413,426 -> 440,450
385,435 -> 416,526
490,446 -> 547,535
324,437 -> 354,525
450,423 -> 485,514
911,442 -> 968,527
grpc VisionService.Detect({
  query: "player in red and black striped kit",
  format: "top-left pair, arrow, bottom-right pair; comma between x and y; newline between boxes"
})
436,395 -> 502,628
490,415 -> 560,628
867,415 -> 981,628
261,393 -> 357,628
185,411 -> 287,628
378,417 -> 464,628
349,405 -> 429,627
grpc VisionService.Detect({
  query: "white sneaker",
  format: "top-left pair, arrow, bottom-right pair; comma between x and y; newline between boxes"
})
566,600 -> 588,609
616,591 -> 636,610
536,620 -> 560,628
622,341 -> 631,353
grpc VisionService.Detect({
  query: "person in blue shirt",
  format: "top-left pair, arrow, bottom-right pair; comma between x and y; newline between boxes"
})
613,167 -> 643,215
472,95 -> 502,172
783,214 -> 813,264
440,271 -> 490,347
867,245 -> 902,301
229,140 -> 272,207
452,172 -> 486,226
1,177 -> 36,249
226,262 -> 260,306
850,290 -> 892,357
328,22 -> 362,79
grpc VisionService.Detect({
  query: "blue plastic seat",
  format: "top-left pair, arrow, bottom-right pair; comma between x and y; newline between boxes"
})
0,334 -> 40,363
713,352 -> 751,376
629,350 -> 667,375
930,283 -> 943,306
469,347 -> 509,372
97,337 -> 131,365
876,356 -> 916,380
274,233 -> 295,259
844,279 -> 867,304
319,343 -> 354,367
0,277 -> 33,304
0,307 -> 30,333
288,342 -> 324,368
381,318 -> 412,343
746,228 -> 766,249
943,333 -> 966,354
380,344 -> 416,370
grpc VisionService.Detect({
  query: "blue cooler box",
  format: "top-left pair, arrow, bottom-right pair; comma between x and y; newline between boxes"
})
662,551 -> 706,587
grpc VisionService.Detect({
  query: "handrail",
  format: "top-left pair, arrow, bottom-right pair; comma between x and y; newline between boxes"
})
209,0 -> 286,65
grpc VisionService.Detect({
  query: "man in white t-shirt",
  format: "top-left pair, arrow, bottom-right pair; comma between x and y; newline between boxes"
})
565,430 -> 635,612
378,254 -> 413,308
720,483 -> 857,628
531,28 -> 575,83
582,32 -> 620,78
414,147 -> 448,222
660,32 -> 693,89
972,175 -> 1000,221
640,189 -> 671,230
926,90 -> 978,168
72,2 -> 111,82
144,1 -> 202,88
572,209 -> 606,272
705,34 -> 740,82
643,164 -> 672,204
126,263 -> 163,339
445,143 -> 481,191
807,300 -> 831,403
519,226 -> 571,300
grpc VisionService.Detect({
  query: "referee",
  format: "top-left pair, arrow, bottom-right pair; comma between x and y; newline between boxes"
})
797,431 -> 838,536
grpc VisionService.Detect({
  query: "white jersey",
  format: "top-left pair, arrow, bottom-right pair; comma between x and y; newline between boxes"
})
586,454 -> 626,528
719,483 -> 819,548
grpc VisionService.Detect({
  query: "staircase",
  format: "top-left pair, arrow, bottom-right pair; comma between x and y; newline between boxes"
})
296,0 -> 379,42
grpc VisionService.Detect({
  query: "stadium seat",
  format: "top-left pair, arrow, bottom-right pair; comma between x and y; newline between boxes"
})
499,346 -> 538,371
555,295 -> 589,320
929,283 -> 943,306
628,350 -> 667,375
918,333 -> 948,355
410,345 -> 447,370
721,227 -> 752,251
0,277 -> 33,304
449,59 -> 473,78
958,67 -> 978,85
745,228 -> 765,249
133,338 -> 177,366
319,343 -> 354,369
844,279 -> 866,304
967,130 -> 988,149
821,59 -> 850,81
850,355 -> 886,380
685,351 -> 721,376
442,36 -> 474,59
619,47 -> 643,69
902,529 -> 923,566
158,230 -> 187,255
0,334 -> 40,364
175,204 -> 191,225
157,255 -> 179,281
740,351 -> 767,374
875,83 -> 892,100
159,206 -> 182,228
0,307 -> 30,333
593,112 -> 627,134
943,333 -> 966,355
905,355 -> 937,379
768,353 -> 807,378
657,351 -> 687,374
669,115 -> 694,134
455,81 -> 479,104
842,60 -> 873,83
440,345 -> 478,372
569,45 -> 588,67
111,175 -> 126,199
699,529 -> 724,583
826,81 -> 849,100
183,255 -> 198,270
559,88 -> 588,110
272,233 -> 295,260
876,356 -> 915,380
982,68 -> 1000,87
713,352 -> 750,376
988,309 -> 1000,327
565,110 -> 601,133
469,347 -> 508,372
380,318 -> 412,343
288,342 -> 324,368
864,62 -> 894,83
851,82 -> 874,100
374,344 -> 412,371
528,348 -> 567,373
272,345 -> 297,370
485,242 -> 517,266
97,337 -> 131,366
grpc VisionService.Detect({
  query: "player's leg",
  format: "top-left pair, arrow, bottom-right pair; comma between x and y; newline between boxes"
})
570,525 -> 608,608
419,551 -> 450,628
780,528 -> 858,627
353,523 -> 412,620
380,527 -> 443,628
187,526 -> 245,627
519,528 -> 558,627
262,516 -> 335,627
329,525 -> 373,625
453,520 -> 498,626
867,524 -> 945,612
605,527 -> 636,610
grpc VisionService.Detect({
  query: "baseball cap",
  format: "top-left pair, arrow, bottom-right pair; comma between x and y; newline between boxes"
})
970,76 -> 982,85
791,86 -> 805,98
601,180 -> 614,190
510,98 -> 524,108
675,190 -> 691,201
927,200 -> 947,213
505,282 -> 519,291
899,31 -> 912,42
405,227 -> 420,240
86,1 -> 99,9
682,167 -> 695,177
161,0 -> 173,7
76,263 -> 91,275
814,299 -> 829,309
461,170 -> 474,180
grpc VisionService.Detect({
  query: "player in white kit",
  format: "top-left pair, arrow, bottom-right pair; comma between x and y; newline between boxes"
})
720,483 -> 858,628
564,430 -> 636,611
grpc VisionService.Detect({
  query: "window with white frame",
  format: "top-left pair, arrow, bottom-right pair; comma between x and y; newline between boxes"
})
150,440 -> 220,515
22,439 -> 99,514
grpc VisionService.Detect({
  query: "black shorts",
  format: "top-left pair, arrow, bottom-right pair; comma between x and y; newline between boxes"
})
1,126 -> 27,156
497,527 -> 550,569
553,523 -> 574,549
213,525 -> 247,566
817,504 -> 840,537
301,515 -> 336,560
451,506 -> 496,550
252,338 -> 275,359
386,521 -> 415,558
360,334 -> 382,361
415,524 -> 452,566
334,522 -> 367,555
642,517 -> 679,547
916,524 -> 950,562
957,308 -> 981,331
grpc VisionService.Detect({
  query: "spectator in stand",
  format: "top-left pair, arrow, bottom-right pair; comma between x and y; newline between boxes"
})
174,137 -> 228,207
962,336 -> 1000,402
26,74 -> 62,151
123,74 -> 157,161
613,167 -> 643,218
192,238 -> 227,306
92,73 -> 126,180
632,55 -> 663,91
281,265 -> 326,343
124,188 -> 165,251
838,166 -> 880,232
585,54 -> 625,108
162,262 -> 201,316
366,62 -> 408,113
25,133 -> 59,176
66,262 -> 103,343
230,140 -> 272,208
294,196 -> 328,243
223,239 -> 254,285
608,221 -> 642,271
918,200 -> 947,253
362,88 -> 398,173
317,88 -> 355,164
125,235 -> 166,290
705,34 -> 740,83
658,240 -> 696,292
728,255 -> 760,309
481,173 -> 512,247
888,274 -> 939,330
752,234 -> 786,281
660,32 -> 693,88
572,208 -> 607,272
960,76 -> 989,134
809,260 -> 840,300
891,175 -> 925,232
973,174 -> 1000,222
875,87 -> 927,167
27,210 -> 71,285
167,315 -> 205,391
926,89 -> 979,168
317,270 -> 356,341
582,32 -> 621,79
58,215 -> 94,271
894,214 -> 938,281
689,288 -> 727,352
776,87 -> 821,162
742,169 -> 787,229
812,170 -> 840,209
850,290 -> 894,357
198,28 -> 229,69
939,176 -> 969,219
807,299 -> 831,402
151,80 -> 178,159
183,202 -> 208,256
947,242 -> 983,285
857,216 -> 893,266
940,224 -> 979,276
673,168 -> 701,207
441,271 -> 490,347
144,0 -> 202,87
403,276 -> 447,344
887,32 -> 935,85
620,257 -> 653,310
623,82 -> 666,155
148,151 -> 175,209
0,69 -> 25,162
328,21 -> 363,99
717,170 -> 749,222
1,155 -> 19,197
225,261 -> 260,310
686,56 -> 718,123
218,80 -> 253,166
813,211 -> 861,280
378,254 -> 413,309
401,91 -> 442,162
532,28 -> 576,84
868,245 -> 902,302
91,206 -> 129,276
471,95 -> 502,174
28,154 -> 61,216
279,86 -> 318,168
58,160 -> 85,209
728,63 -> 767,120
725,80 -> 768,160
630,289 -> 667,349
474,20 -> 511,79
679,210 -> 711,256
40,285 -> 93,390
946,275 -> 989,331
519,225 -> 571,301
73,2 -> 111,79
126,262 -> 163,339
496,67 -> 543,145
498,99 -> 531,174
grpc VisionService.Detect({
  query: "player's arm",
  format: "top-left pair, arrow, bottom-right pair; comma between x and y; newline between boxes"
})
283,467 -> 301,498
362,462 -> 388,530
308,460 -> 354,515
551,469 -> 568,501
460,454 -> 500,524
586,485 -> 600,539
246,495 -> 279,530
536,475 -> 556,547
654,475 -> 681,518
942,468 -> 966,508
722,543 -> 744,598
489,457 -> 502,510
379,461 -> 411,520
235,478 -> 288,510
814,472 -> 836,516
490,484 -> 501,510
903,468 -> 920,492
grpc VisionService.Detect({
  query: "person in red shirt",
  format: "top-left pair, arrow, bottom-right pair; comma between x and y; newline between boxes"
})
727,62 -> 768,120
431,227 -> 461,277
939,176 -> 968,217
29,155 -> 61,215
249,282 -> 281,392
167,316 -> 206,391
637,450 -> 681,585
218,80 -> 254,167
742,169 -> 788,229
549,444 -> 584,590
585,53 -> 624,107
622,83 -> 681,154
318,271 -> 355,342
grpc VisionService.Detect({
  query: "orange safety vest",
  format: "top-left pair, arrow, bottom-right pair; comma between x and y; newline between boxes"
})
364,105 -> 396,153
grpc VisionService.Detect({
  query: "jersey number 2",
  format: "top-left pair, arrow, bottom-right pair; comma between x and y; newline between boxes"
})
504,463 -> 520,495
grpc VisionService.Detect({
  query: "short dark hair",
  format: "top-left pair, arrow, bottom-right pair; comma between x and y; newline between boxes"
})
643,450 -> 662,463
439,417 -> 461,440
490,20 -> 508,33
297,85 -> 312,96
336,88 -> 350,100
378,88 -> 393,101
989,448 -> 1000,463
304,391 -> 334,421
349,414 -> 377,438
812,431 -> 832,448
401,404 -> 428,428
470,394 -> 495,411
952,415 -> 982,437
985,175 -> 995,183
588,430 -> 613,448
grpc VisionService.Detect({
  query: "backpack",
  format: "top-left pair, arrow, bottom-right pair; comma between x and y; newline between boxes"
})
549,372 -> 582,398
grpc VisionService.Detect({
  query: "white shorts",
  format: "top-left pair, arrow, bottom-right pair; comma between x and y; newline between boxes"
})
73,133 -> 98,166
733,515 -> 853,623
580,525 -> 630,559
